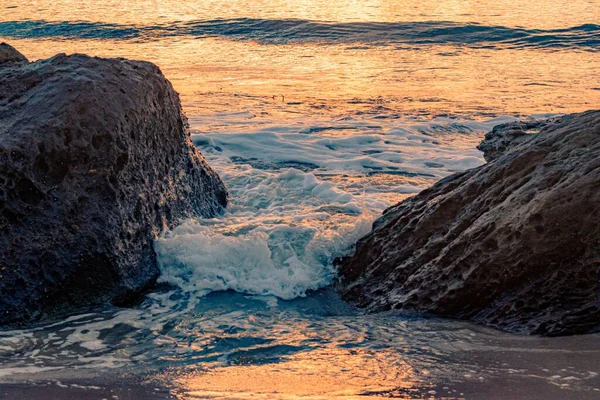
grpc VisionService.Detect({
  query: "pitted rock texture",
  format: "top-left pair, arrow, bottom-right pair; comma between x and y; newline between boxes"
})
0,46 -> 228,326
339,110 -> 600,336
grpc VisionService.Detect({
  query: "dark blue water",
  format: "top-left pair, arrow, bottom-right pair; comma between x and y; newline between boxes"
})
1,19 -> 599,50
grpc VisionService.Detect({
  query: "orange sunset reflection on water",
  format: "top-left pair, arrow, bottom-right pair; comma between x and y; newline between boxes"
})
7,37 -> 599,120
170,347 -> 421,399
3,0 -> 599,28
3,0 -> 599,124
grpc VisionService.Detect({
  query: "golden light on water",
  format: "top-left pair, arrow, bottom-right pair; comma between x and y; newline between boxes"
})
4,0 -> 599,122
172,347 -> 418,399
9,37 -> 599,120
4,0 -> 599,27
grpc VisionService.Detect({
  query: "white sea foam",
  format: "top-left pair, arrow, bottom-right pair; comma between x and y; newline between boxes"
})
156,114 -> 518,300
155,170 -> 376,299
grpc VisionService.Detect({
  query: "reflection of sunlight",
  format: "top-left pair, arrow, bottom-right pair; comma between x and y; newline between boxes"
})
174,347 -> 418,399
3,0 -> 599,27
3,0 -> 599,118
7,37 -> 599,119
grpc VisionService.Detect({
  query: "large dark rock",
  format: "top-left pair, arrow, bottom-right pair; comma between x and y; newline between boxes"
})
338,111 -> 600,336
0,45 -> 228,326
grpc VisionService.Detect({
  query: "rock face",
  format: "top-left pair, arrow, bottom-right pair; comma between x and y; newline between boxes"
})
0,45 -> 228,326
476,115 -> 571,162
0,43 -> 28,65
339,111 -> 600,336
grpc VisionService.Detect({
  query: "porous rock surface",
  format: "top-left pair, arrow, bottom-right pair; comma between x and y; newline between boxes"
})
0,44 -> 228,326
339,111 -> 600,336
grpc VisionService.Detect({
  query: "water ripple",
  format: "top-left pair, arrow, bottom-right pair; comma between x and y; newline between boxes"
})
0,19 -> 598,50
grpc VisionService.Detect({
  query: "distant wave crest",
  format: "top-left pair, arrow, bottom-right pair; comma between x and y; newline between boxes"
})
1,19 -> 598,50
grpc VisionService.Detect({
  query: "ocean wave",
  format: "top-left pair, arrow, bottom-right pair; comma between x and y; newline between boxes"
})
1,19 -> 598,50
153,116 -> 513,300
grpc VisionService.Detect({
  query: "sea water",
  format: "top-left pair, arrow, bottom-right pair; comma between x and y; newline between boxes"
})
1,0 -> 599,398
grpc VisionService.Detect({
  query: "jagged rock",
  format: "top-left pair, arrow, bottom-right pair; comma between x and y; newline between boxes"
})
338,110 -> 600,336
0,46 -> 228,326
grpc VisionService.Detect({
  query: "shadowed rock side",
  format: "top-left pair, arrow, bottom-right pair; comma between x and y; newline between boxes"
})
0,43 -> 28,65
339,111 -> 600,336
0,45 -> 228,326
